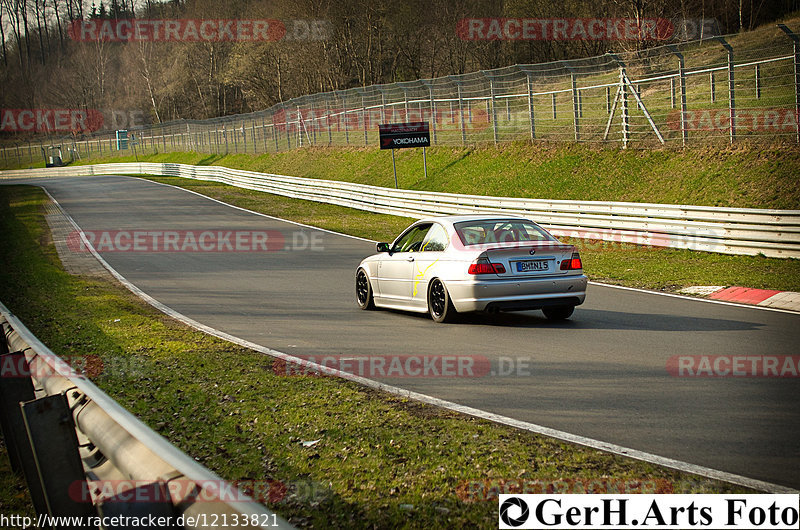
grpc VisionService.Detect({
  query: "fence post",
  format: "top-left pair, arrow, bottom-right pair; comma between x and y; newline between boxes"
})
710,71 -> 716,103
326,98 -> 333,146
360,91 -> 368,147
716,37 -> 735,144
481,71 -> 499,145
669,46 -> 688,147
449,76 -> 467,145
527,73 -> 536,140
571,74 -> 580,141
778,24 -> 800,144
420,81 -> 437,145
670,77 -> 676,108
755,63 -> 761,99
342,93 -> 350,145
619,68 -> 630,149
309,101 -> 317,145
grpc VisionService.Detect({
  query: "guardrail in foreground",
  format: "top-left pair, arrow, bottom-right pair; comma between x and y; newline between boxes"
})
1,163 -> 799,258
0,300 -> 294,529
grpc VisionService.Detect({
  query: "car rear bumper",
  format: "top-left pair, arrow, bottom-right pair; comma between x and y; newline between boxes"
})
446,274 -> 587,313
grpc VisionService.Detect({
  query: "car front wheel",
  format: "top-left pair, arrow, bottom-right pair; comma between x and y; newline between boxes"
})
428,278 -> 457,323
542,305 -> 574,320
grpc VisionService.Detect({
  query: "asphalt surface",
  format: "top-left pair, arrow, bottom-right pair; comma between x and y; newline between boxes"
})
5,175 -> 799,488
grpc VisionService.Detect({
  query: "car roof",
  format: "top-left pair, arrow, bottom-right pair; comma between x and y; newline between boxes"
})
414,214 -> 533,228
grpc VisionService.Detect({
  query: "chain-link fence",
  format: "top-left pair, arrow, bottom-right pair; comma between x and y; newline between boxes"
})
2,28 -> 799,168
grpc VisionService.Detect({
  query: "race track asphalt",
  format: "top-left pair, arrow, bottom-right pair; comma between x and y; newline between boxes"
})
6,175 -> 799,488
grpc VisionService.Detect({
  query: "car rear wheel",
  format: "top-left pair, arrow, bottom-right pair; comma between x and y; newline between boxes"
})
355,269 -> 374,310
542,305 -> 574,320
428,278 -> 457,323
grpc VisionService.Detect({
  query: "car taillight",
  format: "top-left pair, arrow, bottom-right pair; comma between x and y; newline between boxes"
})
469,258 -> 506,274
560,252 -> 583,271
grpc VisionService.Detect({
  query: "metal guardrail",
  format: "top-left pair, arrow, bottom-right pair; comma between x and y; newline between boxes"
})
1,163 -> 799,258
0,300 -> 294,529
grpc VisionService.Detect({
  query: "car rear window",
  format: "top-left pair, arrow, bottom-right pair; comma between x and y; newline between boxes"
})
454,219 -> 555,246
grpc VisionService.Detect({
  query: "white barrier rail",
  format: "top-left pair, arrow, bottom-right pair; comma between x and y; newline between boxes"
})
2,163 -> 799,258
0,300 -> 294,529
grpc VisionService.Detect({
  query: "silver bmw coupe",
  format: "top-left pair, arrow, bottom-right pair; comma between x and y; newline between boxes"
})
355,215 -> 587,322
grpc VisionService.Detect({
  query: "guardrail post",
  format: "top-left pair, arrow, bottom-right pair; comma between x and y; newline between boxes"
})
21,393 -> 97,522
715,37 -> 735,144
778,24 -> 800,144
0,350 -> 49,517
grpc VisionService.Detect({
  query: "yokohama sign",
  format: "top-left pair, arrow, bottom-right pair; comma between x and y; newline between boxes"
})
379,122 -> 431,149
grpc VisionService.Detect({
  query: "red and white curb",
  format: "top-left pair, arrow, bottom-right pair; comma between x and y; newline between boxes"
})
679,286 -> 800,312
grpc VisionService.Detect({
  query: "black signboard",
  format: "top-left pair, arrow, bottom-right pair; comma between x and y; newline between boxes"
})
379,122 -> 430,149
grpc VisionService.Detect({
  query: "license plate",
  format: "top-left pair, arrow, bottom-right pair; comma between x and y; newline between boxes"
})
516,260 -> 549,272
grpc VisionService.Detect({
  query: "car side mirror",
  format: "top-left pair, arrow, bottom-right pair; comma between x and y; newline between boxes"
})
376,242 -> 391,253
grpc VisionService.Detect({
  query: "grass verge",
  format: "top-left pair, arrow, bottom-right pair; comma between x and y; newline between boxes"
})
0,184 -> 758,528
8,142 -> 799,209
142,175 -> 800,293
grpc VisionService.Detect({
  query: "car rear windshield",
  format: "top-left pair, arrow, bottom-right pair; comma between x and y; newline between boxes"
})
454,219 -> 555,246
